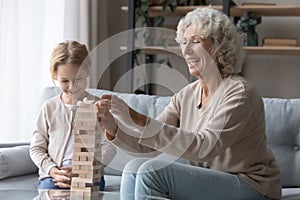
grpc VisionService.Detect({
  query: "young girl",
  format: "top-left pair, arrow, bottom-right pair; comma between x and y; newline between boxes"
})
30,40 -> 116,191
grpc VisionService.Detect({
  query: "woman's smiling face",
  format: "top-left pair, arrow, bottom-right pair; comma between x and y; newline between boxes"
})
181,24 -> 213,78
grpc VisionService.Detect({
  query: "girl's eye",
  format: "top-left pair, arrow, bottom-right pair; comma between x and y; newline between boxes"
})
192,40 -> 200,43
61,80 -> 69,83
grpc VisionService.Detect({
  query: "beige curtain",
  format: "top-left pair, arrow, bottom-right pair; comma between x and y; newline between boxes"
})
64,0 -> 111,89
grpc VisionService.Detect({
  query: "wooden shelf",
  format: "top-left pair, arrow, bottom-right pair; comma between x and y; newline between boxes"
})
120,46 -> 181,55
232,5 -> 300,16
121,46 -> 300,56
244,46 -> 300,55
122,5 -> 300,17
122,4 -> 300,57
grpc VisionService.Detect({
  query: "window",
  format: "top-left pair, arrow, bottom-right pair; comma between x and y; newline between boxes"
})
0,0 -> 64,143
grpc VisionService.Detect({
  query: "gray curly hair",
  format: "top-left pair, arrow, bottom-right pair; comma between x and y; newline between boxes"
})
176,7 -> 245,78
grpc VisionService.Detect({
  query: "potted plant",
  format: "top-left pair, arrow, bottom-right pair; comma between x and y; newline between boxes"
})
236,12 -> 262,46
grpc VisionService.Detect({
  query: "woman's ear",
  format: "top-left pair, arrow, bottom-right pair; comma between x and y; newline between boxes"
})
87,66 -> 91,76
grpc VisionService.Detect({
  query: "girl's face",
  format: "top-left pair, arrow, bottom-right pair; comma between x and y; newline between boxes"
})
55,63 -> 89,104
181,24 -> 213,78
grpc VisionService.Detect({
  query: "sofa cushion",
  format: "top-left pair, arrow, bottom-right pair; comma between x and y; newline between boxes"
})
282,188 -> 300,200
263,98 -> 300,187
0,145 -> 38,179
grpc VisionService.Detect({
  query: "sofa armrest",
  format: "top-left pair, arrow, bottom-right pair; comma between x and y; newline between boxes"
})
0,145 -> 38,179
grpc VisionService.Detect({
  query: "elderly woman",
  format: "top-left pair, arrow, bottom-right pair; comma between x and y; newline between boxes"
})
97,7 -> 281,200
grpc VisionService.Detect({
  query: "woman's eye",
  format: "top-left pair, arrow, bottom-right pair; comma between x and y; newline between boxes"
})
76,77 -> 84,81
192,40 -> 200,43
61,80 -> 69,83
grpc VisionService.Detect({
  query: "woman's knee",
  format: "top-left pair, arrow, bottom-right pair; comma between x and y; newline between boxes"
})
122,158 -> 149,174
137,159 -> 172,174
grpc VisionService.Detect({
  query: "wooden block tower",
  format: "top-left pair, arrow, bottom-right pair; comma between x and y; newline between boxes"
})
70,98 -> 104,199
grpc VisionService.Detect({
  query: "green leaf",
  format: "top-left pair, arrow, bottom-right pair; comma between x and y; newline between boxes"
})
153,16 -> 165,27
161,38 -> 169,48
168,0 -> 177,12
140,3 -> 149,13
157,59 -> 165,64
167,58 -> 173,68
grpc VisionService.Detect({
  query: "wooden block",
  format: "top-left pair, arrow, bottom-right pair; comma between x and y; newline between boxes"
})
74,112 -> 98,120
86,173 -> 101,179
73,124 -> 98,131
83,190 -> 99,198
74,142 -> 100,148
72,169 -> 100,175
77,107 -> 99,113
74,131 -> 102,136
74,147 -> 100,153
70,190 -> 84,197
77,155 -> 97,162
74,147 -> 87,152
79,156 -> 88,161
73,155 -> 80,161
78,173 -> 87,178
72,160 -> 100,166
74,137 -> 102,144
74,132 -> 101,138
70,181 -> 87,188
71,186 -> 99,192
263,38 -> 297,47
72,151 -> 101,158
71,181 -> 79,188
74,134 -> 101,141
79,165 -> 101,171
73,165 -> 80,170
72,177 -> 92,184
71,177 -> 98,184
73,130 -> 92,135
241,2 -> 276,6
76,146 -> 101,153
73,120 -> 98,128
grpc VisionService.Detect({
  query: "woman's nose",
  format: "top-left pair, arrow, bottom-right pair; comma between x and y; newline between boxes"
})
182,44 -> 192,56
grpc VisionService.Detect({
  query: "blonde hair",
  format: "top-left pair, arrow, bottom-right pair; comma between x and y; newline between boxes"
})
176,7 -> 245,77
50,40 -> 90,80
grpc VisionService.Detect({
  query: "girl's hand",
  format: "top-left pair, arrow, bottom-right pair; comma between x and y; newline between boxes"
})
50,166 -> 75,188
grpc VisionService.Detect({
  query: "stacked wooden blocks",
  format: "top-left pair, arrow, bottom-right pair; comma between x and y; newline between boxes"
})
71,98 -> 104,199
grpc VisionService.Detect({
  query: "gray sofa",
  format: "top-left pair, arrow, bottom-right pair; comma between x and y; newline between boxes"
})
0,87 -> 300,200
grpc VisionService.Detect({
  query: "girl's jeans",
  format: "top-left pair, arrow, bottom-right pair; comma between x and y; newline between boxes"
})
38,175 -> 105,191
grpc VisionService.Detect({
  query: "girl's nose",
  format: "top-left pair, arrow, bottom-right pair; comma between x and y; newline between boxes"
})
68,81 -> 75,90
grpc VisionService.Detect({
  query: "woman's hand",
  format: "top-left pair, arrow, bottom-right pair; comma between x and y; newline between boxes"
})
50,166 -> 75,188
95,94 -> 147,139
95,95 -> 118,140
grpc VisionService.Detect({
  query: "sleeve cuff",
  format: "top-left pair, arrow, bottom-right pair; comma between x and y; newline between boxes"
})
46,164 -> 57,176
140,117 -> 164,139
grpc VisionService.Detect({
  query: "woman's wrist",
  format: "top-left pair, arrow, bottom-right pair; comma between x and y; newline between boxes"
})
105,125 -> 118,141
130,109 -> 147,127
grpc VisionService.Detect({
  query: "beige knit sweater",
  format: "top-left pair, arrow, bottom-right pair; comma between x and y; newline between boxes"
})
111,75 -> 281,199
